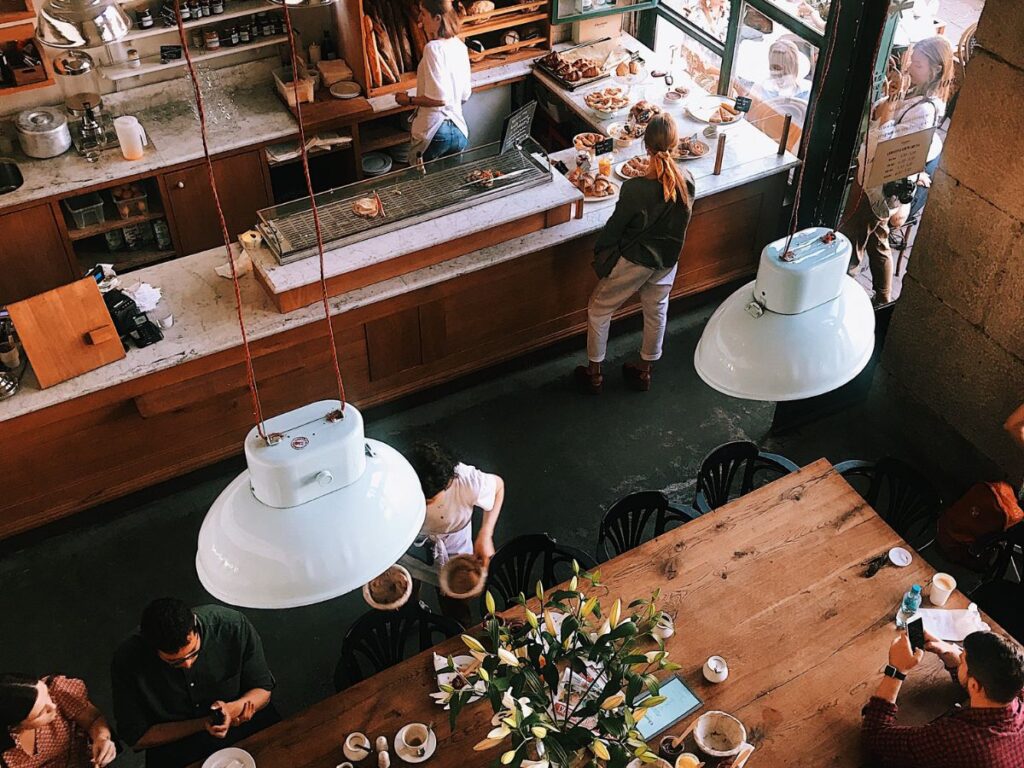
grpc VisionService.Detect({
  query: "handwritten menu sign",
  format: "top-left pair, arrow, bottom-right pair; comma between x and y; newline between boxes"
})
866,127 -> 932,187
733,96 -> 752,113
501,101 -> 537,154
594,137 -> 614,155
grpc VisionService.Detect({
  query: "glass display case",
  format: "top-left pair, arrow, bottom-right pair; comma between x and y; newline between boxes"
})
552,0 -> 658,29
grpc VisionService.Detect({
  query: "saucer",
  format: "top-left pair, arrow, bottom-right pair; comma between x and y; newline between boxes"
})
342,732 -> 372,761
888,547 -> 912,567
202,747 -> 255,768
394,724 -> 437,763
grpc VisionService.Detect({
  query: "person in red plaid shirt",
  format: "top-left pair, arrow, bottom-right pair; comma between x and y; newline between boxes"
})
862,628 -> 1024,767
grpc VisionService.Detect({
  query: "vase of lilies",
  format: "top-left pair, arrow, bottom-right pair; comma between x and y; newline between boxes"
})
436,562 -> 678,767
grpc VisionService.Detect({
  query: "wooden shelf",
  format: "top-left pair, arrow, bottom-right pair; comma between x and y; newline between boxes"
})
468,35 -> 545,65
101,34 -> 285,81
0,23 -> 54,94
360,123 -> 409,153
66,203 -> 167,241
76,246 -> 177,272
118,0 -> 277,41
458,10 -> 548,38
0,0 -> 35,25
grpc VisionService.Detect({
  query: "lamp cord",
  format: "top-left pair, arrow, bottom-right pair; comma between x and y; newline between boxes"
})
175,4 -> 268,440
282,8 -> 348,413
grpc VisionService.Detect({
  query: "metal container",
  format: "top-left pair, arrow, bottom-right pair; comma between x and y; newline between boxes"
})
53,50 -> 102,117
15,107 -> 72,159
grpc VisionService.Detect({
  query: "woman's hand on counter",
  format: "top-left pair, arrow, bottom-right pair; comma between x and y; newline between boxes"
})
395,91 -> 412,107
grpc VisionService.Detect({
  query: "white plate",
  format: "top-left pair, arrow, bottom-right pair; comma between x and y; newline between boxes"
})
431,653 -> 483,709
889,547 -> 912,567
581,179 -> 619,202
614,158 -> 647,181
686,95 -> 744,125
330,81 -> 361,99
202,747 -> 255,768
361,151 -> 392,176
394,724 -> 438,763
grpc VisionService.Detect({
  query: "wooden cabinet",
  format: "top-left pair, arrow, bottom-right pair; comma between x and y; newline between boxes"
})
163,151 -> 271,256
0,202 -> 74,305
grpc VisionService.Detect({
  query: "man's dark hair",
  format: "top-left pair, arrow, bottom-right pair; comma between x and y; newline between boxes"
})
140,598 -> 196,653
963,631 -> 1024,704
407,441 -> 458,499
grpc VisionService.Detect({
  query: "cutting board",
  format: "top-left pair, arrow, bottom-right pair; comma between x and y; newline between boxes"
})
7,278 -> 125,389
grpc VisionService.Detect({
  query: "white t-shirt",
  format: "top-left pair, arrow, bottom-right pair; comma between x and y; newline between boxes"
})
894,96 -> 946,162
421,462 -> 497,536
410,37 -> 472,154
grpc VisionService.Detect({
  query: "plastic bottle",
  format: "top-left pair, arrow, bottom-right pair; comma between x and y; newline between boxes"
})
896,584 -> 922,629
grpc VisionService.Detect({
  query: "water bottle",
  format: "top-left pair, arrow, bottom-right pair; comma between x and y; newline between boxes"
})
896,584 -> 922,628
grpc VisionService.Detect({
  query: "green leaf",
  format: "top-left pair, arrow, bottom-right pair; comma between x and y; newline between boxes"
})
642,695 -> 667,707
662,661 -> 682,672
643,674 -> 660,696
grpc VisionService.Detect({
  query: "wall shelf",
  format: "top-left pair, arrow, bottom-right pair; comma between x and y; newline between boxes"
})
101,34 -> 285,81
117,0 -> 276,42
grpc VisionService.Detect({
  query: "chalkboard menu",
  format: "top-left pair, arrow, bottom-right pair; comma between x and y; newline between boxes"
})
733,96 -> 752,113
501,101 -> 537,154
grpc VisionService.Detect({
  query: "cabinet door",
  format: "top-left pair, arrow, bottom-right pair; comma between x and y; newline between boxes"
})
164,151 -> 270,256
0,203 -> 74,305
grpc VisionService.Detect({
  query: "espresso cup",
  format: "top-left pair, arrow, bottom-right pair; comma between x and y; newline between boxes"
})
930,573 -> 957,607
400,723 -> 429,757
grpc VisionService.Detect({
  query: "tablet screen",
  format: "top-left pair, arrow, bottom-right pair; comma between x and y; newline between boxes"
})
636,675 -> 703,740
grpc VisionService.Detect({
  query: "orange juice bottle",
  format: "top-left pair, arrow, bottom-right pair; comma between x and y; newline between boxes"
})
598,155 -> 612,177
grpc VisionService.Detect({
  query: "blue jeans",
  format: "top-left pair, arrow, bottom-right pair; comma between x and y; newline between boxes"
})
909,155 -> 940,222
421,119 -> 468,162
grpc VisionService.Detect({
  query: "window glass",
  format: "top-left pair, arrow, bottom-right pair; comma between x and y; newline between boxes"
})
729,4 -> 818,152
659,0 -> 730,42
760,0 -> 831,34
654,15 -> 724,93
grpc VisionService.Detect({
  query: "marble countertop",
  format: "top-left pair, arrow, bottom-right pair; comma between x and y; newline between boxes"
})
0,61 -> 300,212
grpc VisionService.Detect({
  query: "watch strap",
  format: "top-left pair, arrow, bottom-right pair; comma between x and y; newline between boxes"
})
883,664 -> 907,681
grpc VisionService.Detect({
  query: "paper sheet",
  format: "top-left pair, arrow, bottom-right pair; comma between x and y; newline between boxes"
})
917,604 -> 991,641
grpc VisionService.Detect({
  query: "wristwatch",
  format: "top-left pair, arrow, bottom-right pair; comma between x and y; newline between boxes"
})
883,665 -> 907,681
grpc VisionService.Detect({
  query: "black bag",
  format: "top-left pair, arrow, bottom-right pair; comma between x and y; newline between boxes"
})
591,195 -> 676,279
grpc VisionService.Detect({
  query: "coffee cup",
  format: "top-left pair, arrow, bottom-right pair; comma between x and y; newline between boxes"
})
702,655 -> 728,684
930,573 -> 957,607
653,612 -> 675,640
399,723 -> 429,757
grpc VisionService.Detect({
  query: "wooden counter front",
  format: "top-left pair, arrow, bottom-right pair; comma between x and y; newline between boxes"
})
0,173 -> 784,540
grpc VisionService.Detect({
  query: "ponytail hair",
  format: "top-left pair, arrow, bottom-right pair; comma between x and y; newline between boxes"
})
0,673 -> 40,752
421,0 -> 461,38
644,113 -> 690,206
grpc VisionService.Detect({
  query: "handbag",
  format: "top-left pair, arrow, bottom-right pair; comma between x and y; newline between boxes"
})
591,196 -> 677,279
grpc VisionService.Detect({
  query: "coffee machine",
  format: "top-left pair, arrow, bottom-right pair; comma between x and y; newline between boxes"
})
52,51 -> 116,159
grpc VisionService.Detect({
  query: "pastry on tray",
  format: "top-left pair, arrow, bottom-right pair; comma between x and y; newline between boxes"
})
628,99 -> 661,125
674,136 -> 710,158
619,156 -> 650,178
568,167 -> 617,198
573,132 -> 605,150
709,101 -> 741,124
352,196 -> 381,218
465,169 -> 503,187
584,87 -> 629,113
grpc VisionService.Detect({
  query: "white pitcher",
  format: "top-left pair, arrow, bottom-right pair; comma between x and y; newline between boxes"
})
114,116 -> 148,161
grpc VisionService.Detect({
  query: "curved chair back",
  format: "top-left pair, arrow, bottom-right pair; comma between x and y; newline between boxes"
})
596,491 -> 695,561
334,600 -> 463,691
484,533 -> 596,611
695,441 -> 799,513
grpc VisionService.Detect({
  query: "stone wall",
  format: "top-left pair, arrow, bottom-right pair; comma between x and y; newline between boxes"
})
881,0 -> 1024,484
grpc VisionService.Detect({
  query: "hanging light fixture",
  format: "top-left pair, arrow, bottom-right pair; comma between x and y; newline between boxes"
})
37,0 -> 132,48
266,0 -> 335,8
694,228 -> 875,401
196,401 -> 425,609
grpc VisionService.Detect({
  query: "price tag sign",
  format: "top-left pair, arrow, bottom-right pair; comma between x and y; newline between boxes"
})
733,96 -> 752,113
594,137 -> 614,155
500,101 -> 538,154
160,45 -> 183,61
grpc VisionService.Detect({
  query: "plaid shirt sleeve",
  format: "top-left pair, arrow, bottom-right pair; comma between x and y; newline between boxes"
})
862,692 -> 968,767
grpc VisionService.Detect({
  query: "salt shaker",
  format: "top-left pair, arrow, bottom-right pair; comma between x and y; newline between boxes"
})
377,752 -> 390,768
703,655 -> 729,683
375,736 -> 388,752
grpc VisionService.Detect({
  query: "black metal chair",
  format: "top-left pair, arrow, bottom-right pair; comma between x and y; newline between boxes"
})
969,523 -> 1024,642
595,491 -> 697,562
694,441 -> 800,514
334,599 -> 463,691
483,533 -> 597,612
835,457 -> 943,549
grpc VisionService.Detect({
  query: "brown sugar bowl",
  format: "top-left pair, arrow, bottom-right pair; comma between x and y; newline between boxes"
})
362,564 -> 413,610
439,554 -> 487,599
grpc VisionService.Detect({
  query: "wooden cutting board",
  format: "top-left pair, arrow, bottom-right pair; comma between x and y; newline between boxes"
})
7,278 -> 125,389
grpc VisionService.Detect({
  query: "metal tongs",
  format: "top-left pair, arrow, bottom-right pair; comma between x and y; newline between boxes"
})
458,168 -> 530,190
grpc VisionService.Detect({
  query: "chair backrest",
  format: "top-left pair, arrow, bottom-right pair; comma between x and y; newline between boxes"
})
976,522 -> 1024,586
596,491 -> 689,561
334,600 -> 463,691
836,457 -> 943,547
695,441 -> 799,512
957,23 -> 978,66
484,533 -> 597,611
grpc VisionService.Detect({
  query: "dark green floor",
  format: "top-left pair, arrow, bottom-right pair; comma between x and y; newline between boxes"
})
0,299 -> 935,766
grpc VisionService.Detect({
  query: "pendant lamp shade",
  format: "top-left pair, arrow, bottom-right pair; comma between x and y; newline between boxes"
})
37,0 -> 132,48
694,228 -> 875,401
266,0 -> 336,7
196,401 -> 425,609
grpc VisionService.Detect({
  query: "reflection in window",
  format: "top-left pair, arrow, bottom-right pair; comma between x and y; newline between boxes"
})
730,4 -> 817,152
660,0 -> 730,42
761,0 -> 830,33
655,15 -> 723,93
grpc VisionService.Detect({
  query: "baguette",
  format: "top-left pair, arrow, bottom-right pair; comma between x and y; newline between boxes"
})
376,29 -> 398,83
381,0 -> 404,72
391,0 -> 414,70
720,100 -> 738,115
405,0 -> 427,60
373,16 -> 400,79
363,14 -> 382,88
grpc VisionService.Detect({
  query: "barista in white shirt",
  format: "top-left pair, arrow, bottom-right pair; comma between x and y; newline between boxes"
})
407,441 -> 505,624
395,0 -> 472,164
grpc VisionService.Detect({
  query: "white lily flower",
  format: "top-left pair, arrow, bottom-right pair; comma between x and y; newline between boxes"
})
497,647 -> 520,667
487,725 -> 511,740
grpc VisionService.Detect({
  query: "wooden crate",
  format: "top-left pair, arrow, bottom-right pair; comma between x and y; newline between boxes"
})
0,23 -> 54,95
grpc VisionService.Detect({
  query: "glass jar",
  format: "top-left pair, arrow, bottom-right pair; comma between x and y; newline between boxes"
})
229,26 -> 239,45
189,0 -> 201,17
204,29 -> 220,49
126,48 -> 141,68
190,30 -> 204,49
211,0 -> 224,12
136,8 -> 154,27
200,0 -> 211,14
239,24 -> 250,43
178,3 -> 190,20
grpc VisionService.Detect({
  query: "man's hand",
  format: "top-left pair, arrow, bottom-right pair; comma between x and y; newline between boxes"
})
91,736 -> 117,767
205,702 -> 231,738
224,697 -> 256,725
889,632 -> 924,674
923,629 -> 962,669
474,534 -> 495,566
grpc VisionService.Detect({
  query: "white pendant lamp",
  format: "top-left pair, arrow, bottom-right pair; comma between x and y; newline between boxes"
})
37,0 -> 132,48
694,227 -> 875,401
196,401 -> 426,609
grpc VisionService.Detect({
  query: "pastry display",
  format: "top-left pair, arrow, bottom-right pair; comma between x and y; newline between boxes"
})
674,136 -> 710,159
629,99 -> 661,125
709,100 -> 741,124
465,169 -> 504,187
361,0 -> 424,89
615,61 -> 629,77
618,156 -> 650,178
352,196 -> 381,218
568,167 -> 617,198
573,132 -> 605,151
540,50 -> 605,84
584,86 -> 629,114
465,0 -> 494,14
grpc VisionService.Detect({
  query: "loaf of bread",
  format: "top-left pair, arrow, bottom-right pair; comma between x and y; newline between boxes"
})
467,0 -> 495,13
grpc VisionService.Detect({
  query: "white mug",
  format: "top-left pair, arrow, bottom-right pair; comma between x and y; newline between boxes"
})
930,573 -> 957,607
399,723 -> 429,757
114,116 -> 148,161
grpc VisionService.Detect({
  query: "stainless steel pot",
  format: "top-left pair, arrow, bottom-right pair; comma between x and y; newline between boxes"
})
15,107 -> 72,159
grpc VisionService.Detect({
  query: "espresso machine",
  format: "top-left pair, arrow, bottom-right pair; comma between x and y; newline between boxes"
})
52,51 -> 116,159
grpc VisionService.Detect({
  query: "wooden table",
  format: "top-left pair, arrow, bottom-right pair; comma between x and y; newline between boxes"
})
198,460 -> 1000,767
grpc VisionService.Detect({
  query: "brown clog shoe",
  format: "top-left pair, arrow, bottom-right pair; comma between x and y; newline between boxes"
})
622,362 -> 652,392
573,365 -> 603,395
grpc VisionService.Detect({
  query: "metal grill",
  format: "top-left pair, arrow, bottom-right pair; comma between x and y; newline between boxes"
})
259,144 -> 551,265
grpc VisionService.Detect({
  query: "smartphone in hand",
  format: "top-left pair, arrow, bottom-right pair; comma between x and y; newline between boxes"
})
209,706 -> 226,726
908,617 -> 926,651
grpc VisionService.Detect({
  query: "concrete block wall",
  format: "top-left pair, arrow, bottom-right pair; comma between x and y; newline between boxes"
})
881,0 -> 1024,484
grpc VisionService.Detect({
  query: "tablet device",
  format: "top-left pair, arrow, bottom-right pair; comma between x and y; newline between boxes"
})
635,674 -> 703,740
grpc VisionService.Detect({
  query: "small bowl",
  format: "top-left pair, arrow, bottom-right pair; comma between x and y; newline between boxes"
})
693,711 -> 746,758
439,554 -> 487,599
343,732 -> 371,761
362,564 -> 412,610
663,90 -> 684,106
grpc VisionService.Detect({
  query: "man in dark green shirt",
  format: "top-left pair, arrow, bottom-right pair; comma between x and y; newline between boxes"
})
111,598 -> 278,768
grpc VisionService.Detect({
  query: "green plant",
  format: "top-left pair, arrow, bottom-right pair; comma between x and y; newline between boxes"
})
437,563 -> 679,767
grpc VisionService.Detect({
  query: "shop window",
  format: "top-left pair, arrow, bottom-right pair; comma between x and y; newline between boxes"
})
658,0 -> 731,41
654,15 -> 724,92
760,0 -> 830,33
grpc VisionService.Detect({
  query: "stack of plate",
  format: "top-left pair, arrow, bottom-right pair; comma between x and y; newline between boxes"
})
388,143 -> 411,164
361,152 -> 393,177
